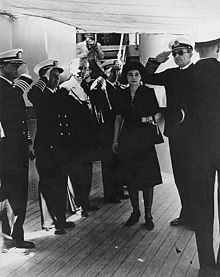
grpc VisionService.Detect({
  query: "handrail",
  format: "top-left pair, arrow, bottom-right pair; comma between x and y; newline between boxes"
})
117,33 -> 126,71
122,45 -> 127,63
117,33 -> 124,62
117,33 -> 124,60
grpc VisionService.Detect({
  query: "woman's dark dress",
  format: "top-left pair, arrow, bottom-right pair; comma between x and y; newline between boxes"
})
117,85 -> 162,189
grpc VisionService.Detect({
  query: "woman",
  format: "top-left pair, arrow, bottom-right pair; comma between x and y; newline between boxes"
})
112,61 -> 163,230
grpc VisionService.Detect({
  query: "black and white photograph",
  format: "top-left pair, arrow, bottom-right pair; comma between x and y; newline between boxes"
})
1,1 -> 220,276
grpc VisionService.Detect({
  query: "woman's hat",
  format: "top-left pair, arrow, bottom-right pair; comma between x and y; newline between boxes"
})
121,61 -> 145,84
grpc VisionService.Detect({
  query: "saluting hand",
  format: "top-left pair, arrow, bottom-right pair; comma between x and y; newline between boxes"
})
44,67 -> 53,81
155,51 -> 171,64
17,63 -> 29,76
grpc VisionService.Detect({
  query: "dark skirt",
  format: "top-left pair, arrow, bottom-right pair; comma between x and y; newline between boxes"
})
117,137 -> 162,190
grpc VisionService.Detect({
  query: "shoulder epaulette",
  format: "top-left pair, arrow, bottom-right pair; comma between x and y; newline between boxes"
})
34,76 -> 48,91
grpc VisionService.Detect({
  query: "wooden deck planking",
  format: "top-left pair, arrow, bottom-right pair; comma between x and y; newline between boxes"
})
109,199 -> 180,277
6,200 -> 132,276
89,180 -> 180,277
0,161 -> 205,277
176,234 -> 198,277
155,228 -> 194,277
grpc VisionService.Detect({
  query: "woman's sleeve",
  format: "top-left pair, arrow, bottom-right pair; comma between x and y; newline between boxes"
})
145,87 -> 160,115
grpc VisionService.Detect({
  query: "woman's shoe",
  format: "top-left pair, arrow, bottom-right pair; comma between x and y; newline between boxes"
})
145,217 -> 154,230
125,211 -> 141,226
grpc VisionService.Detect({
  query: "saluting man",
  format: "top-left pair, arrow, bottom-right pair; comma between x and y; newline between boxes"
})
0,49 -> 35,249
28,60 -> 75,235
145,38 -> 194,229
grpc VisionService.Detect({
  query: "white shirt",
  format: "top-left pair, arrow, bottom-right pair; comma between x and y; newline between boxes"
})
180,62 -> 193,70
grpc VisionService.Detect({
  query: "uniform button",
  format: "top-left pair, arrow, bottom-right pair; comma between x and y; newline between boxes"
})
60,123 -> 62,126
68,133 -> 71,135
50,145 -> 53,148
60,133 -> 63,135
23,131 -> 25,134
58,114 -> 61,117
66,123 -> 68,126
64,115 -> 67,118
22,121 -> 25,123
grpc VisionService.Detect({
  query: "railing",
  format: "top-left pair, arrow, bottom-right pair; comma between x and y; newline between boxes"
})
117,33 -> 127,70
100,33 -> 128,69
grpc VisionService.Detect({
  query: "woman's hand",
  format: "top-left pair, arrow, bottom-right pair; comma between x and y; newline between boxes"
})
146,116 -> 154,124
154,113 -> 162,123
112,141 -> 118,154
145,113 -> 162,124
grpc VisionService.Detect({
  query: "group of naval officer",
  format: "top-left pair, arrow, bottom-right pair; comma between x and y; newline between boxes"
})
1,28 -> 220,277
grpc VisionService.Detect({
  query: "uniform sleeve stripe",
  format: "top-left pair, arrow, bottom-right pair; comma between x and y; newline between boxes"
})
19,75 -> 33,85
14,80 -> 30,92
34,80 -> 46,91
27,131 -> 32,144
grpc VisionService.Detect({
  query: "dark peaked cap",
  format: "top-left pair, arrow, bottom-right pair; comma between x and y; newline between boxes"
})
194,27 -> 220,48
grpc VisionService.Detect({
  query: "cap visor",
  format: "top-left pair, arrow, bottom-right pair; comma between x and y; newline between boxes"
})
9,59 -> 24,64
50,67 -> 64,73
57,67 -> 64,73
172,46 -> 188,51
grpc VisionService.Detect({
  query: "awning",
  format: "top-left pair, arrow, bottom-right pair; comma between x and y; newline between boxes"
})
1,0 -> 220,34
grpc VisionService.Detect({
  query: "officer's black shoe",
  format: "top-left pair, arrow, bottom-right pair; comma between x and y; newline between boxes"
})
125,211 -> 141,226
54,229 -> 66,235
64,221 -> 75,228
15,240 -> 35,249
119,194 -> 129,200
170,217 -> 186,226
81,210 -> 89,217
105,197 -> 121,204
